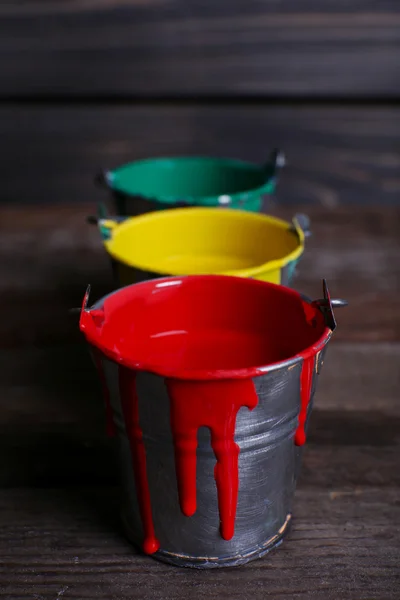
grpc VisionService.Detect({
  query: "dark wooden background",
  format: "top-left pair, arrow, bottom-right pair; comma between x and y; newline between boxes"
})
0,1 -> 399,598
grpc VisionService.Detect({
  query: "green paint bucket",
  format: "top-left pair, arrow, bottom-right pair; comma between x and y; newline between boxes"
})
95,150 -> 285,216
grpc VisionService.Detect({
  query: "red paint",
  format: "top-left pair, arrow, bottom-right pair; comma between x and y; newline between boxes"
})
166,378 -> 258,540
79,276 -> 329,380
294,356 -> 314,446
93,350 -> 116,438
118,365 -> 160,554
79,275 -> 333,551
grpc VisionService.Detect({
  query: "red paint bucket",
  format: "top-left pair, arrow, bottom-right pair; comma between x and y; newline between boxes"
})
80,276 -> 345,567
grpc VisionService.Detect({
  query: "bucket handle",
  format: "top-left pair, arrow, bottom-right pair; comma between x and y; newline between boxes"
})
265,148 -> 286,175
86,202 -> 127,239
86,215 -> 121,229
290,213 -> 311,240
94,170 -> 112,189
86,200 -> 109,224
98,218 -> 120,240
312,279 -> 348,331
69,283 -> 92,316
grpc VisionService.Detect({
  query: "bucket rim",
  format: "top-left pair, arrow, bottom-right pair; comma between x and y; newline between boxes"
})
101,207 -> 305,277
103,155 -> 278,206
80,275 -> 332,381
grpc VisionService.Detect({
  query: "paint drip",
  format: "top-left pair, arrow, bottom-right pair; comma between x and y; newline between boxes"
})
166,378 -> 258,541
118,365 -> 160,554
79,276 -> 331,554
92,348 -> 317,551
115,369 -> 258,552
294,356 -> 314,446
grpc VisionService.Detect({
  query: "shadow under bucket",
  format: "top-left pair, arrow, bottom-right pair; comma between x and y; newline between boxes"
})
95,150 -> 285,216
91,207 -> 311,288
79,276 -> 346,568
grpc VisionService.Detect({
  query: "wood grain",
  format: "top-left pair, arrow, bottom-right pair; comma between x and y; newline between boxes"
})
1,105 -> 399,208
1,2 -> 398,595
1,416 -> 399,489
0,487 -> 398,599
1,1 -> 399,97
0,343 -> 399,487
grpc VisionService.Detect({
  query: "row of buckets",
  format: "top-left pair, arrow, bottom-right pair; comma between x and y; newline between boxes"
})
79,152 -> 347,568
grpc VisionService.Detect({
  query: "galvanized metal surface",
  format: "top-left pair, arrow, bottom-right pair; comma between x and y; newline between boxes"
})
99,349 -> 326,568
82,280 -> 342,568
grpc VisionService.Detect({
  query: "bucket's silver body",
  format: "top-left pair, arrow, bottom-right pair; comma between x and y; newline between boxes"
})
98,346 -> 327,568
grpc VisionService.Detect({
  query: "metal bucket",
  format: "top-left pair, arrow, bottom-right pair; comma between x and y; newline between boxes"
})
79,276 -> 346,568
90,207 -> 310,288
95,150 -> 285,216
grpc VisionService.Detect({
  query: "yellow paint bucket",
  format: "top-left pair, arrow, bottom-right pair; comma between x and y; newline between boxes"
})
95,208 -> 310,288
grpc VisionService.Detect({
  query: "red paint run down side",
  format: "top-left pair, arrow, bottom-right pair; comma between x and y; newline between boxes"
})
79,276 -> 332,554
294,356 -> 314,446
118,365 -> 160,554
166,378 -> 258,540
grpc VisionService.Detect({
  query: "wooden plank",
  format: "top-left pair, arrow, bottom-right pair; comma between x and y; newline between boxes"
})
1,422 -> 399,489
1,344 -> 399,415
1,105 -> 399,207
0,202 -> 399,346
0,343 -> 399,487
0,487 -> 398,599
1,2 -> 399,97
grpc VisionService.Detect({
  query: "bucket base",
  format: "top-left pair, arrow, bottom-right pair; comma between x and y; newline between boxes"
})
121,512 -> 292,569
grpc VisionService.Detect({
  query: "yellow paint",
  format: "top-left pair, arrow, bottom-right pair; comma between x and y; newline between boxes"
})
102,207 -> 304,284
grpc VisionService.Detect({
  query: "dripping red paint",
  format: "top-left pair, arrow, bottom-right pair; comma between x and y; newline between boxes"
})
294,356 -> 314,446
166,378 -> 258,540
118,365 -> 160,555
79,275 -> 331,554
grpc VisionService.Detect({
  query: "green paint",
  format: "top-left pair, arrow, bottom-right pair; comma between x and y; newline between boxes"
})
104,156 -> 280,213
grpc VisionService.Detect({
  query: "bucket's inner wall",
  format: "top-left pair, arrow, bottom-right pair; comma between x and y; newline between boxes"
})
93,277 -> 325,373
112,159 -> 266,199
107,210 -> 299,274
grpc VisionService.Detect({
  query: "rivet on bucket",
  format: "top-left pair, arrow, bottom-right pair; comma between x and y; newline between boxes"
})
79,277 -> 346,561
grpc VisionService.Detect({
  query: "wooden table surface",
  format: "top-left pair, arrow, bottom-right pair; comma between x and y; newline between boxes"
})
1,1 -> 400,596
1,200 -> 399,599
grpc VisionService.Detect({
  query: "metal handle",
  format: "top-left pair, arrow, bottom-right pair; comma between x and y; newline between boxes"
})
314,298 -> 348,309
86,202 -> 128,239
87,202 -> 121,240
262,149 -> 286,189
77,285 -> 106,328
71,284 -> 92,316
290,213 -> 312,240
86,201 -> 109,225
312,279 -> 348,331
94,170 -> 112,188
267,148 -> 286,172
70,284 -> 92,316
96,218 -> 121,241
